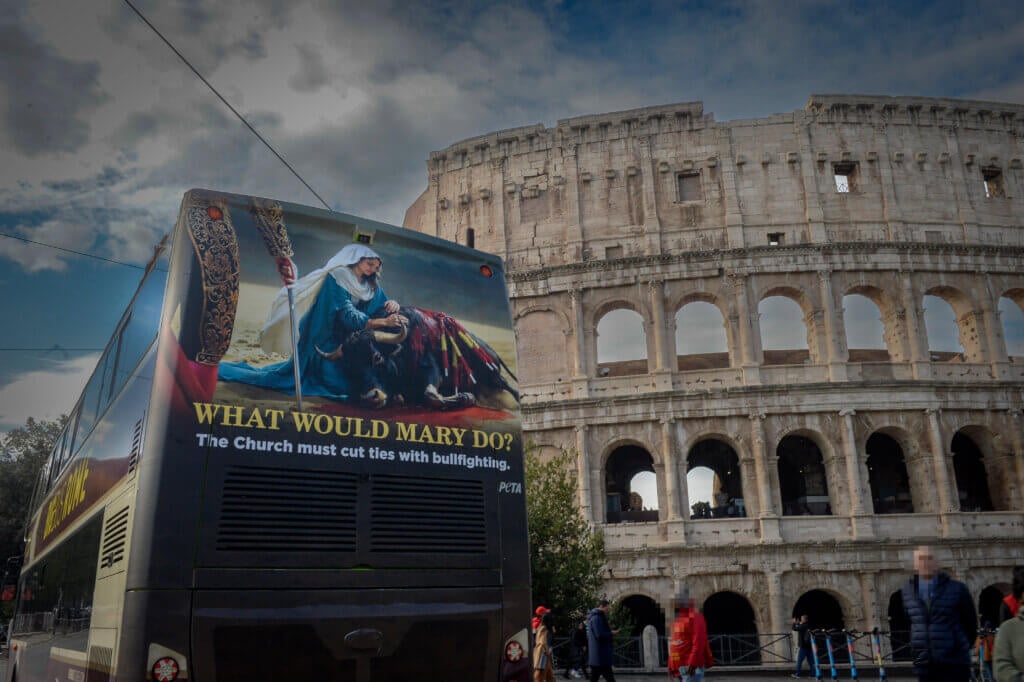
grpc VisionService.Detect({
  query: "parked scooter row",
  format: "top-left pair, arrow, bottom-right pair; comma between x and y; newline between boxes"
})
806,627 -> 886,681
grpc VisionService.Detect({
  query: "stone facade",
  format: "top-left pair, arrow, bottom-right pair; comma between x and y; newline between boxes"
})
404,95 -> 1024,646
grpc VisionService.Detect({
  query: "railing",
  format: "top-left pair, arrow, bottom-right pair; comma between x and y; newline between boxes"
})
550,630 -> 914,671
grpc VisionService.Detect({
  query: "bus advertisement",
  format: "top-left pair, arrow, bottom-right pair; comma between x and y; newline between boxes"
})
5,189 -> 531,682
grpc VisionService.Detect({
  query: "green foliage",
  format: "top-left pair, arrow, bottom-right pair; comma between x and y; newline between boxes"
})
608,600 -> 637,639
525,446 -> 605,630
0,416 -> 65,618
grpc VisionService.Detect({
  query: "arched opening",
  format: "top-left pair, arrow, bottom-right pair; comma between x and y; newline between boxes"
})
675,300 -> 730,370
792,589 -> 845,630
703,591 -> 760,665
979,585 -> 1008,628
843,293 -> 890,362
866,433 -> 913,514
596,308 -> 647,377
777,435 -> 832,516
1000,295 -> 1024,360
887,590 -> 912,661
759,295 -> 810,366
923,294 -> 965,362
620,594 -> 667,639
686,439 -> 745,519
628,471 -> 659,512
605,445 -> 658,523
952,432 -> 994,512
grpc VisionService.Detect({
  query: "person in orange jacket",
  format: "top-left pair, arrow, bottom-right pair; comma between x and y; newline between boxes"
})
668,592 -> 714,682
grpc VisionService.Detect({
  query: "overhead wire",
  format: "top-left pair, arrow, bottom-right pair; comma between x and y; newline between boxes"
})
121,0 -> 334,212
0,231 -> 145,269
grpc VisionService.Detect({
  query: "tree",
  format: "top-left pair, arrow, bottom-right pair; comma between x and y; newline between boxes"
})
0,416 -> 65,573
525,447 -> 605,628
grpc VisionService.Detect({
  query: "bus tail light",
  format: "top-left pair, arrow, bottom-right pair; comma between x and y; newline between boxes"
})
148,643 -> 187,681
504,627 -> 529,663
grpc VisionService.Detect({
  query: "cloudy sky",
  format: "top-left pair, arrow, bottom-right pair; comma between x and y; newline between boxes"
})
2,0 -> 1024,435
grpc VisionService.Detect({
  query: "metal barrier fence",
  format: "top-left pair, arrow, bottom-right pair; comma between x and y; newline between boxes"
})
550,630 -> 913,671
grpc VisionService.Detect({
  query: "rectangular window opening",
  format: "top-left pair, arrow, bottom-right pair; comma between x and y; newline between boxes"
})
833,162 -> 857,193
983,167 -> 1005,198
767,232 -> 784,246
466,227 -> 475,249
676,172 -> 702,202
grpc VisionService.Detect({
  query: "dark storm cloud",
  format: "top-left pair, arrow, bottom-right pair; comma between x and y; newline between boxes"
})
288,44 -> 331,93
0,18 -> 106,156
42,166 -> 133,194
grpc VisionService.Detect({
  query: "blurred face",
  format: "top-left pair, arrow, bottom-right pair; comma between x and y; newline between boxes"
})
914,546 -> 937,579
353,257 -> 381,280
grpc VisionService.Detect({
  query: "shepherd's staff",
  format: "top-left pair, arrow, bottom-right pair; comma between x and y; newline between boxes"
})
251,200 -> 304,412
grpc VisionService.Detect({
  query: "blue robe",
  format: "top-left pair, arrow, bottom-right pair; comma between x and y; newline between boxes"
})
218,276 -> 389,400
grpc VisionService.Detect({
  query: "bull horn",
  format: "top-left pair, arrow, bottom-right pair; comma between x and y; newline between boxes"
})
315,344 -> 344,361
372,324 -> 409,345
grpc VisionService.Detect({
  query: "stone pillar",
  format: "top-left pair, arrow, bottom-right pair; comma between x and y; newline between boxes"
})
925,408 -> 959,536
730,274 -> 762,385
860,572 -> 882,633
899,272 -> 931,379
840,409 -> 873,539
570,288 -> 590,398
576,424 -> 592,524
720,127 -> 747,249
1008,409 -> 1024,509
750,412 -> 780,542
642,624 -> 660,672
676,421 -> 692,523
818,269 -> 848,381
983,274 -> 1010,379
766,572 -> 790,660
563,142 -> 585,260
637,136 -> 662,256
661,418 -> 680,520
796,120 -> 828,243
649,279 -> 672,389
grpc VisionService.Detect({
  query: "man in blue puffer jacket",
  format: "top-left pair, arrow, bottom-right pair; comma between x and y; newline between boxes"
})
901,545 -> 978,682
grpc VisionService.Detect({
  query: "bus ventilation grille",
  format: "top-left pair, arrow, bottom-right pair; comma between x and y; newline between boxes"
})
369,474 -> 487,554
100,506 -> 130,568
128,417 -> 144,475
217,466 -> 358,551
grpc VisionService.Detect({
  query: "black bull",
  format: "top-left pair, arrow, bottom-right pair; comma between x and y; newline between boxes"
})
316,307 -> 519,409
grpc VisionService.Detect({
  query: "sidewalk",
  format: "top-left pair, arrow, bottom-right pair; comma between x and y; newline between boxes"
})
579,666 -> 917,681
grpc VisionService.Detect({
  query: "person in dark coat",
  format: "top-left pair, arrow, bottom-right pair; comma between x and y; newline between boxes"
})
792,614 -> 814,678
587,599 -> 618,682
998,566 -> 1024,624
901,545 -> 977,682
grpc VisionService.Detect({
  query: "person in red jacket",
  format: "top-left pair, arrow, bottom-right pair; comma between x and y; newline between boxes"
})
668,592 -> 714,682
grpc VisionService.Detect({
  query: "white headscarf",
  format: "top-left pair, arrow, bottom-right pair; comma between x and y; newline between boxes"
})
260,244 -> 383,354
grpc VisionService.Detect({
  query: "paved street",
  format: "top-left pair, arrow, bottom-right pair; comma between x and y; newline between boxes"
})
0,657 -> 920,681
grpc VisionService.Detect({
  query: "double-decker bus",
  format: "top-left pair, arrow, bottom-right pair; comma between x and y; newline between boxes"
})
5,189 -> 531,682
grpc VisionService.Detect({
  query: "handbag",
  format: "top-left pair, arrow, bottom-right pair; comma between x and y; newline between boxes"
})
538,651 -> 548,670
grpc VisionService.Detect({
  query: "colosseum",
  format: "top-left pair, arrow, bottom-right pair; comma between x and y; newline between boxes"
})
403,94 -> 1024,663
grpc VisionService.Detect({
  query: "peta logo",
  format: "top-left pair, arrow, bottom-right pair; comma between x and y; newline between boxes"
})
498,481 -> 523,494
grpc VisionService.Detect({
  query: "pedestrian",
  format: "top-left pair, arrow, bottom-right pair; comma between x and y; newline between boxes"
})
667,591 -> 714,682
565,619 -> 588,679
792,614 -> 814,678
534,605 -> 551,633
587,599 -> 618,682
976,621 -> 995,682
994,600 -> 1024,681
901,545 -> 977,682
999,566 -> 1024,624
534,610 -> 556,682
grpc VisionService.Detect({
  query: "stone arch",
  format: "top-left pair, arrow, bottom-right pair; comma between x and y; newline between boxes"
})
922,285 -> 977,361
999,289 -> 1024,358
886,589 -> 913,661
842,285 -> 896,361
951,425 -> 998,511
792,589 -> 846,630
673,293 -> 732,370
604,441 -> 660,523
758,285 -> 817,365
619,593 -> 668,638
703,591 -> 761,665
514,307 -> 571,384
865,429 -> 915,514
685,437 -> 746,519
776,432 -> 834,516
594,301 -> 648,376
978,584 -> 1009,627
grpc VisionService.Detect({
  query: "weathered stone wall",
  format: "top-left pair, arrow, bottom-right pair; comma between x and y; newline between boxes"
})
405,95 -> 1024,638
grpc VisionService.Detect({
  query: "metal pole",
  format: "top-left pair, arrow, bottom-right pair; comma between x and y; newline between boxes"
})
284,260 -> 303,412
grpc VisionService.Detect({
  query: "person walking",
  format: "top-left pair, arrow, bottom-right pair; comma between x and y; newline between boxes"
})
901,545 -> 977,682
977,621 -> 996,682
565,619 -> 589,679
533,611 -> 556,682
792,614 -> 814,678
667,592 -> 714,682
994,601 -> 1024,681
587,599 -> 617,682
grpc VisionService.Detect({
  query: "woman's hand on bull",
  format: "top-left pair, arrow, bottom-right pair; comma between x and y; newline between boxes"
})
383,299 -> 401,314
369,313 -> 408,329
